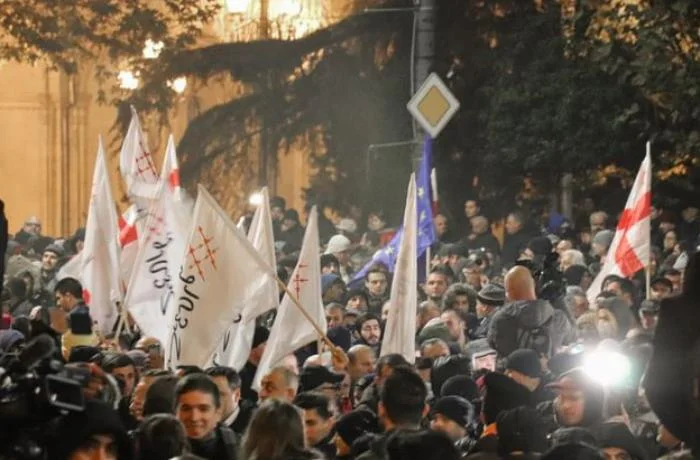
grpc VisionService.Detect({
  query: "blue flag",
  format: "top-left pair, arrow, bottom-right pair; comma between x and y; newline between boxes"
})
349,136 -> 436,288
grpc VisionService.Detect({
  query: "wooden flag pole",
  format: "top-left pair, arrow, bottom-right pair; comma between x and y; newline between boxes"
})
274,277 -> 334,350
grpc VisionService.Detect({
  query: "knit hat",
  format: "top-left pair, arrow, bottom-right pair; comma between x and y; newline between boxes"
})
496,407 -> 548,455
68,345 -> 103,364
335,409 -> 380,446
477,283 -> 506,306
432,395 -> 474,427
592,230 -> 614,250
482,372 -> 533,424
551,427 -> 598,448
43,243 -> 65,258
327,326 -> 352,351
299,365 -> 345,393
440,375 -> 480,401
541,443 -> 604,460
127,349 -> 149,369
50,400 -> 131,460
639,299 -> 660,315
252,326 -> 270,349
321,274 -> 343,295
597,423 -> 647,460
431,355 -> 472,397
527,236 -> 553,257
0,329 -> 24,351
506,349 -> 542,378
325,234 -> 352,255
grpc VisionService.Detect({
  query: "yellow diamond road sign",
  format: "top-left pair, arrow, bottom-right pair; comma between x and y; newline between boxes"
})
407,72 -> 460,138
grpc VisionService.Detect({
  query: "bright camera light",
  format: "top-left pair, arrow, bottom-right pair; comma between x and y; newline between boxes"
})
143,39 -> 164,59
583,351 -> 631,387
118,70 -> 139,90
168,76 -> 187,94
248,192 -> 263,206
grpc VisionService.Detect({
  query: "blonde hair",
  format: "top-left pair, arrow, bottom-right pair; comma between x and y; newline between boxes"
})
61,330 -> 99,360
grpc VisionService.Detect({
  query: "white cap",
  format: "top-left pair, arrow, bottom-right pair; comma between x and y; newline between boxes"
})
335,218 -> 357,234
325,234 -> 352,255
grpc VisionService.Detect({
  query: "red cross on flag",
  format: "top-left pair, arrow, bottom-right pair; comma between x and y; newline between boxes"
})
587,148 -> 651,302
125,135 -> 193,346
210,186 -> 280,371
165,185 -> 277,369
119,106 -> 160,210
253,207 -> 327,390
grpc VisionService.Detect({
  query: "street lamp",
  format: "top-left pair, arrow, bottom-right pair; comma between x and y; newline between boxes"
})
168,76 -> 188,94
118,70 -> 139,90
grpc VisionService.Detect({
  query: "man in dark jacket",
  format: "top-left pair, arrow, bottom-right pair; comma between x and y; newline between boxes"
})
472,284 -> 505,340
488,266 -> 574,359
175,373 -> 238,460
504,349 -> 555,404
356,367 -> 428,460
501,212 -> 532,269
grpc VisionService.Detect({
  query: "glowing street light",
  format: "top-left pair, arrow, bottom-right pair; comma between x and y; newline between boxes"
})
118,70 -> 139,90
168,76 -> 187,94
143,39 -> 164,59
248,192 -> 264,206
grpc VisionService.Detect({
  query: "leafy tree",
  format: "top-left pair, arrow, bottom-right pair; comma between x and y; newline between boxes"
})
434,0 -> 700,224
0,1 -> 218,72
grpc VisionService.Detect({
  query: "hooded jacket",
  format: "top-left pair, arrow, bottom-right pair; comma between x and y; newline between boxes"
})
537,369 -> 605,436
487,299 -> 574,358
599,296 -> 635,340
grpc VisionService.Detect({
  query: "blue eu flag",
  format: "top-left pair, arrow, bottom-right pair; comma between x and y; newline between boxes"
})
349,136 -> 436,288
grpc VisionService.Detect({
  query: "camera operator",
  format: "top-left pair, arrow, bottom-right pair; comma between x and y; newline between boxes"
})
48,399 -> 132,460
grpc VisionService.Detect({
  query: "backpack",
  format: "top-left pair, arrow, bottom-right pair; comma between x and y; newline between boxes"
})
489,305 -> 553,358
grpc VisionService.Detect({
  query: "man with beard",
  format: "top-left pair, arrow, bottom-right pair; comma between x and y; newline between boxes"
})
38,243 -> 63,306
354,314 -> 382,355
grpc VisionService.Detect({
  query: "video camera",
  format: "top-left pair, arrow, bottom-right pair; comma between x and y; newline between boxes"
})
0,334 -> 120,460
515,251 -> 565,304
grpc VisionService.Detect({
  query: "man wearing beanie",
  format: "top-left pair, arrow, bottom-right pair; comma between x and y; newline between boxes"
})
598,422 -> 648,460
540,368 -> 605,436
505,349 -> 555,404
473,283 -> 506,339
49,399 -> 132,460
239,325 -> 269,404
472,372 -> 533,456
334,409 -> 379,459
430,395 -> 476,457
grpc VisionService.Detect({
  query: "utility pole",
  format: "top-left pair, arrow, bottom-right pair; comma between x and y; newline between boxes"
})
258,0 -> 273,190
412,0 -> 436,167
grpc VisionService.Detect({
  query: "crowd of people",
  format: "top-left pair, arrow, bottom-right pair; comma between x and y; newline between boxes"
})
0,196 -> 699,460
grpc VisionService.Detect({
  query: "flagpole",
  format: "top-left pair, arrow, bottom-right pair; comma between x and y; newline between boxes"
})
645,140 -> 652,300
274,278 -> 333,349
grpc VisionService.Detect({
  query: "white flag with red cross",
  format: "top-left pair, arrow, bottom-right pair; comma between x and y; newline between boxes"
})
587,149 -> 651,303
82,137 -> 122,334
253,207 -> 327,390
210,187 -> 279,370
119,107 -> 160,209
165,185 -> 276,369
381,174 -> 418,363
125,135 -> 192,346
118,204 -> 141,294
